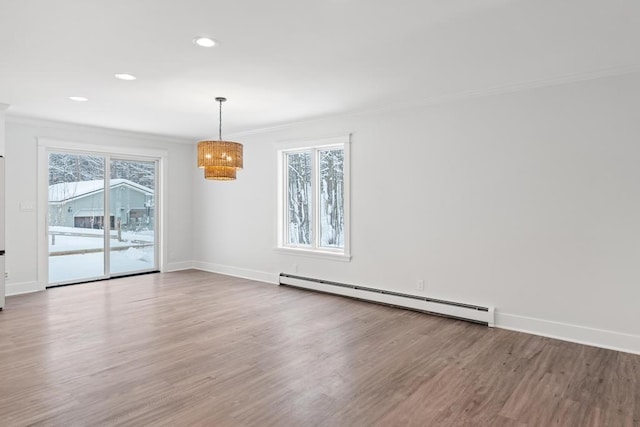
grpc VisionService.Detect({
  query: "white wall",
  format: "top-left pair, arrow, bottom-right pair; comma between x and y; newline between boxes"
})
5,118 -> 194,294
3,72 -> 639,353
193,72 -> 640,353
0,104 -> 8,155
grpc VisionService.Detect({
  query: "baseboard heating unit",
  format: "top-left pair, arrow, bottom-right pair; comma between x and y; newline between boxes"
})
279,273 -> 495,327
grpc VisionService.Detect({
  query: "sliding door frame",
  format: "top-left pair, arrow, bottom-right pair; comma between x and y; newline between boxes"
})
37,138 -> 169,291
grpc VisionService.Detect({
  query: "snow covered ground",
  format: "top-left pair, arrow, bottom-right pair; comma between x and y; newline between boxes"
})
48,226 -> 155,284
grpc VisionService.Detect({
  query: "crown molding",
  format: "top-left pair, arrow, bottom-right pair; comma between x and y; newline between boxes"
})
5,63 -> 639,142
228,63 -> 640,139
5,113 -> 192,145
407,63 -> 640,108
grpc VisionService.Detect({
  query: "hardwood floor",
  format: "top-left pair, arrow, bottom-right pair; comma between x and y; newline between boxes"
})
0,270 -> 638,426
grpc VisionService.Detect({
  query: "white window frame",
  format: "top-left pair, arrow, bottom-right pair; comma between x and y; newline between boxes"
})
36,138 -> 168,291
276,135 -> 350,261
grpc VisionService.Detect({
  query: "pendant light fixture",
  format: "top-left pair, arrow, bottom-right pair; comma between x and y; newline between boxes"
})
197,97 -> 243,180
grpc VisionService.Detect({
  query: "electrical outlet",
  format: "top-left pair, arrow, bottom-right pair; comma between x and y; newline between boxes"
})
416,280 -> 424,291
292,264 -> 298,274
4,272 -> 8,279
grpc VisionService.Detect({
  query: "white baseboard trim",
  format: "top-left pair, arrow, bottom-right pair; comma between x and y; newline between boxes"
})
496,312 -> 640,355
6,281 -> 41,296
33,259 -> 628,355
165,261 -> 194,272
192,261 -> 279,285
186,264 -> 640,354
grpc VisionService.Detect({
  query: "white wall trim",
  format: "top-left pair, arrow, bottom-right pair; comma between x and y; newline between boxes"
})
165,261 -> 194,272
273,247 -> 351,261
36,138 -> 169,286
190,265 -> 640,355
7,114 -> 191,145
496,312 -> 640,356
37,137 -> 169,158
185,264 -> 640,354
228,64 -> 640,139
192,261 -> 279,284
273,134 -> 351,150
6,281 -> 40,296
275,134 -> 351,259
36,144 -> 48,291
8,261 -> 640,356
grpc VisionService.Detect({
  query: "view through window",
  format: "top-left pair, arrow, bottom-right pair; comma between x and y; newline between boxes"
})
280,139 -> 349,256
48,152 -> 158,285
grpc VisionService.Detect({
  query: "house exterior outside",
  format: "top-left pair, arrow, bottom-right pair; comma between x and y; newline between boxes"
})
49,179 -> 154,230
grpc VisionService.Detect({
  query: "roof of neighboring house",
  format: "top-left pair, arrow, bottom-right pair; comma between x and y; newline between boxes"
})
49,179 -> 154,203
73,209 -> 115,217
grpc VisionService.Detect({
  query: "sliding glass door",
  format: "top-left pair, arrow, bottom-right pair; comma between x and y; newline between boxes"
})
47,151 -> 158,286
109,159 -> 156,275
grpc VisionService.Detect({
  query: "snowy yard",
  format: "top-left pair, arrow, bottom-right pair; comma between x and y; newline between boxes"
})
49,226 -> 154,251
48,226 -> 155,284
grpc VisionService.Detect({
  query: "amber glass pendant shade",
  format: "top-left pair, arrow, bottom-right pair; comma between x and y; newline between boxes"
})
197,97 -> 243,181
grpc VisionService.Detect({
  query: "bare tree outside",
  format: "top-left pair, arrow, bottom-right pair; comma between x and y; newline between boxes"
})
110,159 -> 156,190
48,153 -> 156,228
285,147 -> 345,249
49,153 -> 155,189
48,154 -> 105,227
319,148 -> 344,248
286,151 -> 312,245
49,153 -> 104,185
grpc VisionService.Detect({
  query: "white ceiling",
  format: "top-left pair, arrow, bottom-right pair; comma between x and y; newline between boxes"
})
0,0 -> 638,140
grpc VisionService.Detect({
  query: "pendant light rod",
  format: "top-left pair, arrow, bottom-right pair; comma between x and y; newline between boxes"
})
215,96 -> 226,140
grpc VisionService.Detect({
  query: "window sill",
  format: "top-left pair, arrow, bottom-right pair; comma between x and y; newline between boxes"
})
274,247 -> 351,262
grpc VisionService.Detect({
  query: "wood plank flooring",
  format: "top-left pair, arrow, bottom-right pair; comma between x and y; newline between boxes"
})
0,270 -> 638,426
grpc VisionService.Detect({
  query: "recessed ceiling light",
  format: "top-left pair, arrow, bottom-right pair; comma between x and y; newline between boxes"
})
193,37 -> 217,48
114,73 -> 137,81
69,96 -> 88,102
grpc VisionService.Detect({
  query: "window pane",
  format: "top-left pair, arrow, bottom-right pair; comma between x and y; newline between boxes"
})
286,151 -> 312,246
48,153 -> 105,284
319,148 -> 344,248
109,159 -> 157,275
